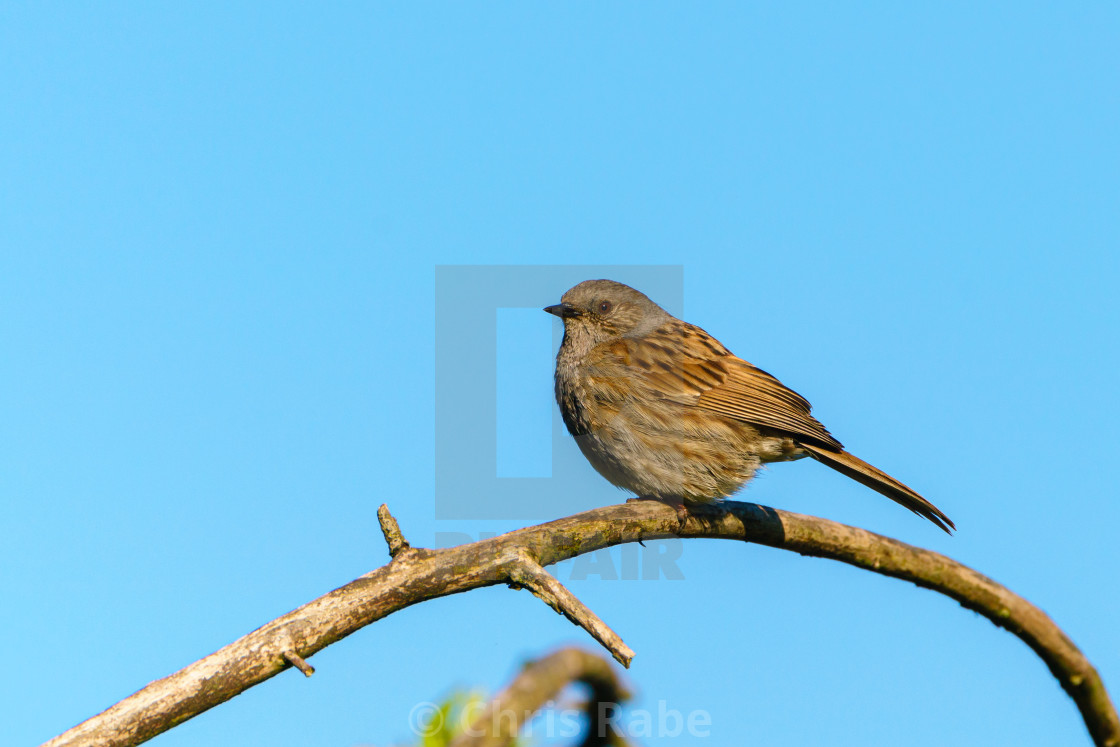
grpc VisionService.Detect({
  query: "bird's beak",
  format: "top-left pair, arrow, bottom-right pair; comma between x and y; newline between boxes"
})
544,303 -> 581,319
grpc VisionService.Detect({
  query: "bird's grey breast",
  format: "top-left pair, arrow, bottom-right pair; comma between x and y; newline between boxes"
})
554,330 -> 597,437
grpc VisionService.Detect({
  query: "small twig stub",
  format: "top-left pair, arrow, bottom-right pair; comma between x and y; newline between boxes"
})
377,503 -> 410,558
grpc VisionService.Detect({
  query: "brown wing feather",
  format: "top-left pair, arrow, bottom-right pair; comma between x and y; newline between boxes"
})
618,321 -> 843,450
696,361 -> 842,449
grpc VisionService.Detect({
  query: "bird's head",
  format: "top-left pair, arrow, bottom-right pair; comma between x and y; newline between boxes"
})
544,279 -> 671,346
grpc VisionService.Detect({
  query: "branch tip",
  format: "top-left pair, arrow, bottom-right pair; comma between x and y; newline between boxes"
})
507,552 -> 635,668
283,651 -> 314,677
377,504 -> 410,558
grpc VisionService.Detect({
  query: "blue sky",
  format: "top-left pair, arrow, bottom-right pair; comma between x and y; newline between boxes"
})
2,3 -> 1117,746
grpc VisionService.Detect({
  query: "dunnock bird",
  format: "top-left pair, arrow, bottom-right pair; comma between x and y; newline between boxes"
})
545,279 -> 954,533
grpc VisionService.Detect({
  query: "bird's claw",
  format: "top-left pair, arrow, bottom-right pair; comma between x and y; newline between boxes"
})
673,502 -> 690,534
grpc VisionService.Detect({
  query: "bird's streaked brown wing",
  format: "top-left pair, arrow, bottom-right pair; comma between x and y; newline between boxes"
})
591,320 -> 955,533
601,320 -> 843,450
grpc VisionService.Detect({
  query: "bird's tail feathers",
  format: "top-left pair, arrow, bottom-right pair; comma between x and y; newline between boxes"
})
800,443 -> 955,534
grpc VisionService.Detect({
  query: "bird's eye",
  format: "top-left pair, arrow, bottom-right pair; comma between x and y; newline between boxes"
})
598,301 -> 613,314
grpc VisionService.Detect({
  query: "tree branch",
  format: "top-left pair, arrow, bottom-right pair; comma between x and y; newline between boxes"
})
42,501 -> 1119,747
505,550 -> 635,667
449,647 -> 632,747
